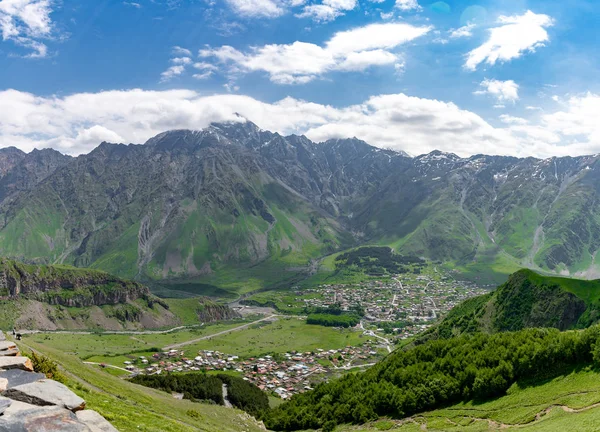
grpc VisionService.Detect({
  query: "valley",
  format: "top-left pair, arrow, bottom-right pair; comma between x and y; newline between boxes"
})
4,124 -> 600,431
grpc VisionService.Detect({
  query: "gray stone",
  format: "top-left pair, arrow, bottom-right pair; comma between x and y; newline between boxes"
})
0,332 -> 5,341
2,379 -> 86,412
0,379 -> 7,393
0,370 -> 45,390
0,397 -> 11,415
0,348 -> 19,357
0,357 -> 33,372
0,404 -> 92,432
0,342 -> 16,351
76,410 -> 118,432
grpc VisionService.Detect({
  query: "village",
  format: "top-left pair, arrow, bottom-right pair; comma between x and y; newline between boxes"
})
116,267 -> 488,400
121,342 -> 384,399
298,269 -> 487,339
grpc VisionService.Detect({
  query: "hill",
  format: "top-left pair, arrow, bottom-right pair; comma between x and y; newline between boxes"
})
0,259 -> 178,330
420,269 -> 600,341
14,336 -> 266,432
263,326 -> 600,431
3,122 -> 600,290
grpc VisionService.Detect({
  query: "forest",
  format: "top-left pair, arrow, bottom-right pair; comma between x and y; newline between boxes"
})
306,313 -> 361,328
334,247 -> 425,275
263,325 -> 600,430
130,372 -> 268,416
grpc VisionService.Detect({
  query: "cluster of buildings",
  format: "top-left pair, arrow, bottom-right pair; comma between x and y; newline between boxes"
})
297,270 -> 486,340
124,344 -> 383,399
116,267 -> 487,399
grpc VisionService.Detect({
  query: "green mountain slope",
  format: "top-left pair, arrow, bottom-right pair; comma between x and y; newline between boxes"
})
421,269 -> 600,341
0,130 -> 350,293
264,326 -> 600,431
0,258 -> 178,330
2,123 -> 600,291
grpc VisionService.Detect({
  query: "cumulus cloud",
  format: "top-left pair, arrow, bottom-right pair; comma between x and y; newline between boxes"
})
0,88 -> 511,156
4,87 -> 600,158
449,24 -> 475,39
225,0 -> 286,18
0,0 -> 55,57
395,0 -> 420,11
475,78 -> 519,102
499,114 -> 528,125
465,10 -> 554,71
160,65 -> 186,82
172,46 -> 192,56
296,0 -> 357,22
159,50 -> 196,82
200,22 -> 432,84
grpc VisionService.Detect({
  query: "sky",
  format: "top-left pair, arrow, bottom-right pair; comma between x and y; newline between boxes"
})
1,0 -> 600,158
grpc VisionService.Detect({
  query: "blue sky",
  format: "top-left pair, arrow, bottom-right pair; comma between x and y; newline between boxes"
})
1,0 -> 600,157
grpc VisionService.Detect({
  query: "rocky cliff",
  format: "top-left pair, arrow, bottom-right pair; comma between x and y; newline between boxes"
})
0,259 -> 178,330
196,298 -> 242,323
0,258 -> 165,308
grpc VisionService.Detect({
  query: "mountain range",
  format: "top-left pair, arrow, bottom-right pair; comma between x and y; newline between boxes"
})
1,119 -> 600,290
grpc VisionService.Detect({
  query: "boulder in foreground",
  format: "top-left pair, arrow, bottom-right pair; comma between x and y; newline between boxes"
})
2,379 -> 86,412
0,357 -> 33,372
76,410 -> 119,432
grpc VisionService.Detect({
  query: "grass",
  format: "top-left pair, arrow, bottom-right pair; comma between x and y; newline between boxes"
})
174,317 -> 373,359
25,321 -> 250,360
24,317 -> 373,369
523,270 -> 600,306
0,299 -> 23,328
245,291 -> 325,314
16,338 -> 265,432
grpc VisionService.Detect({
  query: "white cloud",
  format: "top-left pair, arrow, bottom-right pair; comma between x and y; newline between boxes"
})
160,56 -> 194,82
0,0 -> 55,57
172,46 -> 192,56
0,88 -> 512,156
5,88 -> 600,159
449,24 -> 475,39
499,114 -> 528,125
123,2 -> 142,8
465,10 -> 554,71
296,0 -> 357,22
200,22 -> 431,84
225,0 -> 285,18
395,0 -> 421,11
193,71 -> 213,80
171,57 -> 192,65
193,61 -> 218,71
475,78 -> 519,102
160,65 -> 186,82
380,11 -> 393,20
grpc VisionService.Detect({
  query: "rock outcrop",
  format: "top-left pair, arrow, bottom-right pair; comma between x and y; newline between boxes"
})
0,259 -> 161,308
0,331 -> 117,431
0,259 -> 180,331
196,298 -> 242,323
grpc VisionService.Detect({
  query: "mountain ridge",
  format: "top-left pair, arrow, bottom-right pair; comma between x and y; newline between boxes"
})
1,121 -> 600,289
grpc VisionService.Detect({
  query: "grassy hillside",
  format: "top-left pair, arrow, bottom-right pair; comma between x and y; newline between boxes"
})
264,326 -> 600,431
16,337 -> 265,432
334,367 -> 600,431
420,269 -> 600,342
